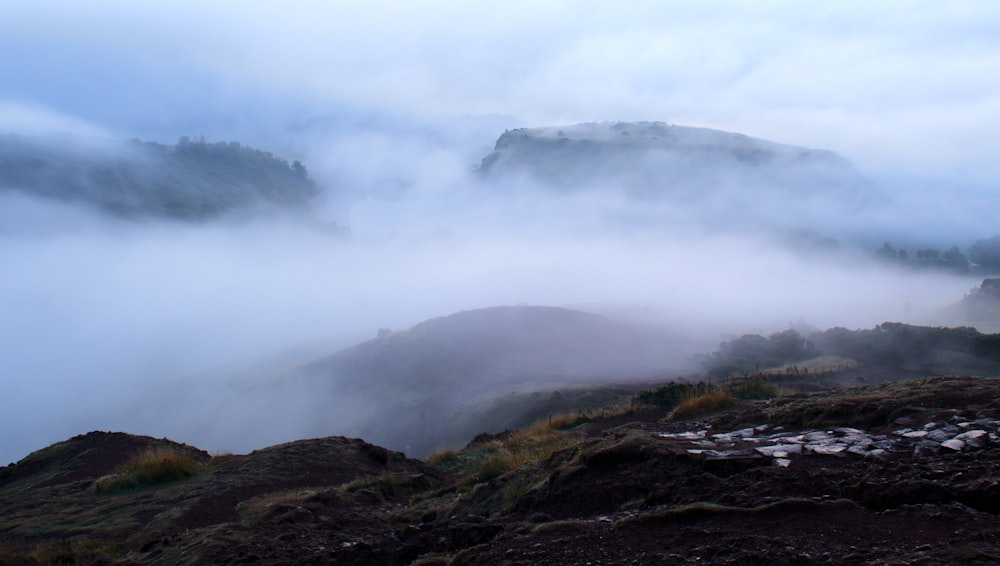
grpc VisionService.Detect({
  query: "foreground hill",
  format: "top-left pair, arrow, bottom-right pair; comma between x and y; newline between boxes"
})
0,134 -> 321,221
293,305 -> 692,456
3,376 -> 1000,564
478,121 -> 868,199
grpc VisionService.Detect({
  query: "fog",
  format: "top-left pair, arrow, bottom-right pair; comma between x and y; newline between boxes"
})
2,2 -> 998,462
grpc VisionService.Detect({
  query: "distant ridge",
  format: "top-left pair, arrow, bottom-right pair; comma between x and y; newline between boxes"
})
0,134 -> 322,221
478,121 -> 867,198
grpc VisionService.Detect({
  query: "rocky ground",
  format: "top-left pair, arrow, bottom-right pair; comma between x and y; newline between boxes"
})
2,376 -> 1000,564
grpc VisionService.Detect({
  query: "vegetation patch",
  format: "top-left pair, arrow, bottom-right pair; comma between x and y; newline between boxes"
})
94,447 -> 203,494
31,537 -> 120,565
634,381 -> 715,410
344,473 -> 399,500
437,417 -> 583,487
476,451 -> 522,483
668,389 -> 735,420
426,448 -> 459,467
727,378 -> 782,400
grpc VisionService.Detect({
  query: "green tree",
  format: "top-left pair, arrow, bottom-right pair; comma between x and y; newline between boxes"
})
970,235 -> 1000,271
916,248 -> 940,262
877,242 -> 900,262
941,246 -> 970,272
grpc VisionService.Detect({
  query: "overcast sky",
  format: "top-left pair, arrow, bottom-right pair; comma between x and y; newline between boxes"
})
1,1 -> 999,180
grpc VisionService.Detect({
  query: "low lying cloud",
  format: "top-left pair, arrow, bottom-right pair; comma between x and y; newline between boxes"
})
0,100 -> 113,140
0,161 -> 981,461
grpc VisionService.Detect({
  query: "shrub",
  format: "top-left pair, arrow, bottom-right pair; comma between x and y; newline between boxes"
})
547,412 -> 584,430
476,449 -> 527,483
426,448 -> 459,467
502,477 -> 532,503
95,446 -> 202,493
728,379 -> 781,400
668,389 -> 735,420
634,382 -> 700,409
469,423 -> 581,484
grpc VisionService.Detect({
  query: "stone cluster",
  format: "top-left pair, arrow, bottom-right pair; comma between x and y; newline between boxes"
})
657,416 -> 1000,467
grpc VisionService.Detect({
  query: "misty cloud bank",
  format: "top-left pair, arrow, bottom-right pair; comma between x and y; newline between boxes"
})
2,2 -> 999,461
0,127 -> 983,460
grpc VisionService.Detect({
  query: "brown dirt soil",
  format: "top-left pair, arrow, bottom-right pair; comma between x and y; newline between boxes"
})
2,376 -> 1000,565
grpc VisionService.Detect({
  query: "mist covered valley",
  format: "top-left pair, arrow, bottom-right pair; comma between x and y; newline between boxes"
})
1,117 -> 994,464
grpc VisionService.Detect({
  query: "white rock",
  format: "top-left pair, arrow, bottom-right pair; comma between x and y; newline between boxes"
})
841,435 -> 873,448
955,430 -> 988,440
956,430 -> 989,450
660,430 -> 708,440
864,449 -> 888,460
806,443 -> 848,455
834,427 -> 865,435
846,444 -> 871,456
941,438 -> 965,452
755,444 -> 803,457
803,431 -> 831,442
773,458 -> 792,468
902,430 -> 929,439
702,449 -> 762,460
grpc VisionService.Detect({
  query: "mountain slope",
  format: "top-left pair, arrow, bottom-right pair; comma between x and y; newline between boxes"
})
295,306 -> 691,456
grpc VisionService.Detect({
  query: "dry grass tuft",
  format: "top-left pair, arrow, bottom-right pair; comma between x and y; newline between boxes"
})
95,446 -> 202,493
31,538 -> 117,564
668,389 -> 735,420
547,400 -> 638,430
728,378 -> 782,400
475,450 -> 522,482
546,412 -> 583,430
426,448 -> 459,467
473,422 -> 581,483
343,473 -> 398,500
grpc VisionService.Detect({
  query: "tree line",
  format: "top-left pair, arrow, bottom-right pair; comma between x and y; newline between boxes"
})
876,235 -> 1000,273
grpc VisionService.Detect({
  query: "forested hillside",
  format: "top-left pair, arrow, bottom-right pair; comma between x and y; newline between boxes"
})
0,135 -> 320,220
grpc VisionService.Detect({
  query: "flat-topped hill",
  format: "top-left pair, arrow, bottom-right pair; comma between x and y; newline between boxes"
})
479,121 -> 867,199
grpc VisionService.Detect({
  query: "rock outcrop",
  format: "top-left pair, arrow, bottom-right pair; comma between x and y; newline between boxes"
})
660,416 -> 999,467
